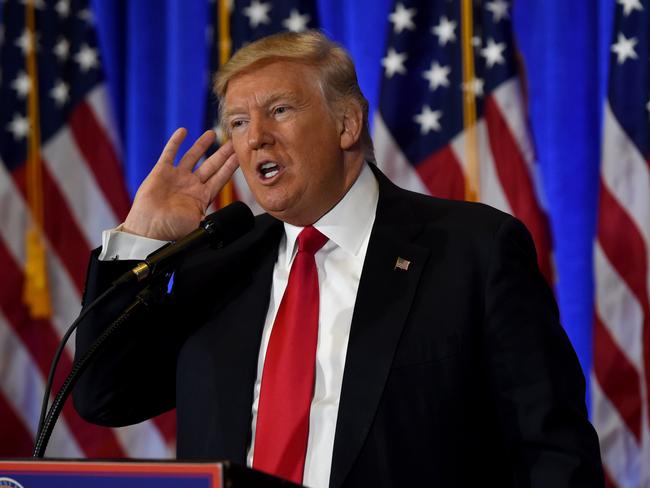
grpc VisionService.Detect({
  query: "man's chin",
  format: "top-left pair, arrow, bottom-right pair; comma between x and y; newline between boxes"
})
256,199 -> 291,222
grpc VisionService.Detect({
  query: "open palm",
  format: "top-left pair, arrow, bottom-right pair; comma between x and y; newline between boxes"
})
123,128 -> 239,241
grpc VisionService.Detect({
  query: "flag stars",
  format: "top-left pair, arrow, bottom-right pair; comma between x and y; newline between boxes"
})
78,8 -> 95,24
617,0 -> 643,16
432,16 -> 457,46
243,1 -> 271,28
382,47 -> 408,78
611,32 -> 638,64
74,44 -> 99,72
389,3 -> 417,34
19,0 -> 45,9
422,61 -> 450,90
486,0 -> 510,22
481,38 -> 506,67
7,114 -> 29,140
414,105 -> 442,134
55,0 -> 71,18
462,77 -> 484,97
15,29 -> 38,55
11,71 -> 30,98
50,80 -> 70,107
282,9 -> 310,33
54,38 -> 70,62
646,98 -> 650,119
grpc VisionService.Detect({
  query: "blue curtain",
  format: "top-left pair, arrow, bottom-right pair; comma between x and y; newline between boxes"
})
91,0 -> 616,410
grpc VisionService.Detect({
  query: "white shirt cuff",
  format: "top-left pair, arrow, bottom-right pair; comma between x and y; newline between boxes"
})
98,225 -> 169,261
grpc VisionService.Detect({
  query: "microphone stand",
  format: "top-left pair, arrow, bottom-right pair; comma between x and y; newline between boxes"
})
32,277 -> 169,458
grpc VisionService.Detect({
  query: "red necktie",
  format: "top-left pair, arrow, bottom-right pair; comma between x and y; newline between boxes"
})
253,226 -> 328,484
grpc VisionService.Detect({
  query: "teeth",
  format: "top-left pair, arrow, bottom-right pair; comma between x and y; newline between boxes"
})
259,161 -> 280,179
260,162 -> 277,170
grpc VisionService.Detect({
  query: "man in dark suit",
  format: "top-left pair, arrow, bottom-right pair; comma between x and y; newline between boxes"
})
74,31 -> 604,487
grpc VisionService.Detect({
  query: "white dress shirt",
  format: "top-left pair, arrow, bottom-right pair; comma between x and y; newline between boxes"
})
99,164 -> 379,488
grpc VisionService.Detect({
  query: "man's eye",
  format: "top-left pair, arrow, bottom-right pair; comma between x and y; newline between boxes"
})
273,106 -> 289,115
230,119 -> 246,129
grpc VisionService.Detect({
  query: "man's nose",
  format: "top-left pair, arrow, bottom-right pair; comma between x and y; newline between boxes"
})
247,117 -> 273,149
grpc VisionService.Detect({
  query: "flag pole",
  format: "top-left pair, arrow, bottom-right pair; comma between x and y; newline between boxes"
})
460,0 -> 479,202
24,0 -> 52,318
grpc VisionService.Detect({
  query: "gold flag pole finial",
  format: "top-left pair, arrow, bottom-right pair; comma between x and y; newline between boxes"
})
460,0 -> 480,202
23,0 -> 52,318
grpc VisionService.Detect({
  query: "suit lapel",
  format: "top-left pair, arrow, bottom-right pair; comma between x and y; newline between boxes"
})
330,168 -> 430,488
194,215 -> 284,462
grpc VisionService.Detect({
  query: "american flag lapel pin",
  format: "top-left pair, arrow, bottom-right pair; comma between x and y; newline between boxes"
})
394,257 -> 410,271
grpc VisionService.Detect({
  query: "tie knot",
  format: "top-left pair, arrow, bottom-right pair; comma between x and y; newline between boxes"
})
297,226 -> 328,255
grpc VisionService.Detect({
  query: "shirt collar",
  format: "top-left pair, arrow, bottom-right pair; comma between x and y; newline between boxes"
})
283,163 -> 379,267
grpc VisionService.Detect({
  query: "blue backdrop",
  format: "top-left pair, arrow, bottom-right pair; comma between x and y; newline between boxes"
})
90,0 -> 616,410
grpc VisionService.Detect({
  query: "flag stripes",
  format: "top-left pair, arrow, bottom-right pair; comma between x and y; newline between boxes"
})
0,240 -> 127,457
592,374 -> 642,488
593,0 -> 650,482
12,162 -> 93,292
67,101 -> 131,220
0,311 -> 84,458
484,96 -> 552,281
0,0 -> 174,458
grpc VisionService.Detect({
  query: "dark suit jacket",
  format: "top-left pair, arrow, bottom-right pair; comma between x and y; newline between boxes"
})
74,166 -> 604,487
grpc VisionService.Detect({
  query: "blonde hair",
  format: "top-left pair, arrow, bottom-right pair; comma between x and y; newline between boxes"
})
213,30 -> 374,162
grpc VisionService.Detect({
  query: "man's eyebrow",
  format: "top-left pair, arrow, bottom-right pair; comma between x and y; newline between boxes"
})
224,91 -> 302,119
258,91 -> 301,106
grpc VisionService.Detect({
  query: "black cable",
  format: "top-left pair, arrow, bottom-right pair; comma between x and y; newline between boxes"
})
35,282 -> 119,443
33,284 -> 163,458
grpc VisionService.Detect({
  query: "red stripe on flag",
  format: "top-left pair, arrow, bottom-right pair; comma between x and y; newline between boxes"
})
0,393 -> 35,457
68,102 -> 131,221
12,164 -> 91,293
604,467 -> 619,488
598,182 -> 650,322
484,97 -> 553,282
0,242 -> 126,458
152,409 -> 176,445
415,145 -> 465,200
597,180 -> 650,429
593,314 -> 642,441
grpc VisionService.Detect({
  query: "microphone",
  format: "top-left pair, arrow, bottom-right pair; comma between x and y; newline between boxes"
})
115,201 -> 254,285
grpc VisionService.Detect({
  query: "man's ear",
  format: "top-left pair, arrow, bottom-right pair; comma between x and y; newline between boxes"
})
339,100 -> 363,151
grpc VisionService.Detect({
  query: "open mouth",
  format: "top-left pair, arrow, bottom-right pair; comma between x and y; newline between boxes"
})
258,161 -> 281,179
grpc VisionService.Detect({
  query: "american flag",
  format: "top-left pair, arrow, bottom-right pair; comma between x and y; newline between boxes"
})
373,0 -> 553,282
592,0 -> 650,486
205,0 -> 319,211
0,0 -> 173,458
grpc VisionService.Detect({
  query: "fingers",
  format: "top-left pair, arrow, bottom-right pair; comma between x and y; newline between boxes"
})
156,128 -> 188,167
205,152 -> 240,202
177,130 -> 217,171
194,139 -> 236,182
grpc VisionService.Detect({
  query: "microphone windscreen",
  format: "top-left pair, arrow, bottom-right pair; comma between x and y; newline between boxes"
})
202,201 -> 255,248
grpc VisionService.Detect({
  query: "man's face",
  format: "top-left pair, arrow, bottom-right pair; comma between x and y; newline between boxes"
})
224,60 -> 361,226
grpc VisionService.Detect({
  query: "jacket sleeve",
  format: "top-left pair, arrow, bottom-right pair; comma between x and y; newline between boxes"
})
483,216 -> 604,487
72,248 -> 186,427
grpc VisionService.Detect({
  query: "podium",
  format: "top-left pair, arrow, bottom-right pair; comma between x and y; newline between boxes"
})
0,460 -> 301,487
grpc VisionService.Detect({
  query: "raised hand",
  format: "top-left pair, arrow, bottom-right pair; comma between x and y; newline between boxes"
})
123,128 -> 239,241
